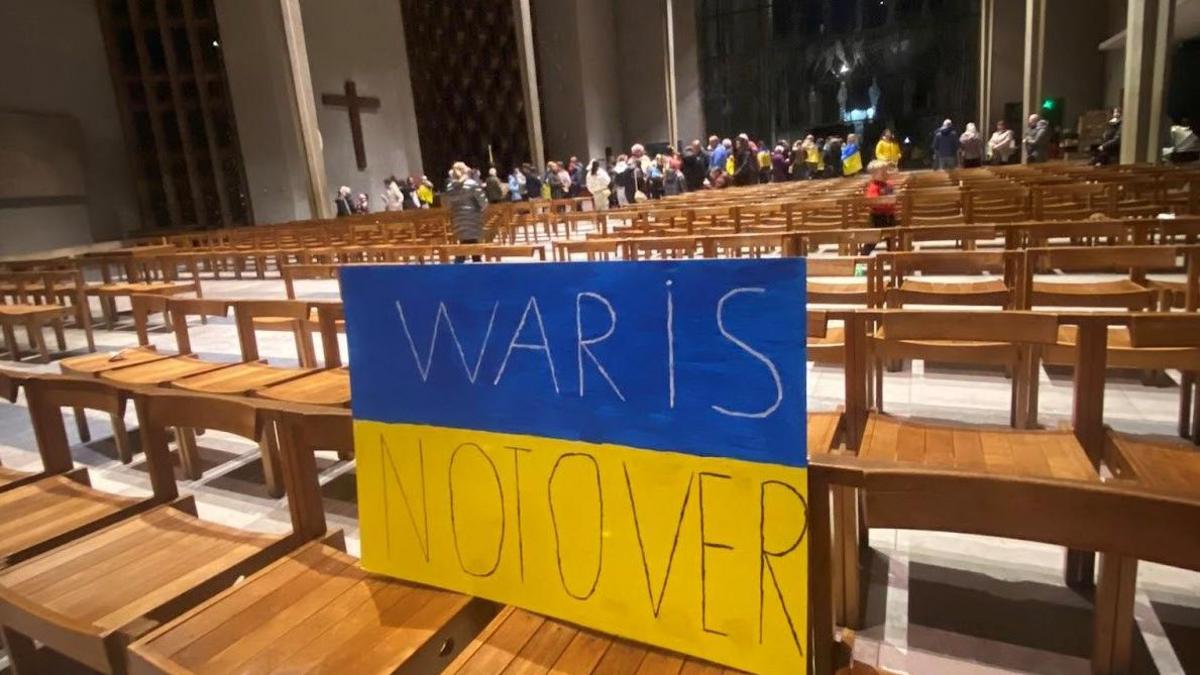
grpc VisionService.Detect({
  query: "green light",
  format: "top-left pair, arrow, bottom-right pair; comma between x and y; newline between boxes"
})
1042,98 -> 1056,110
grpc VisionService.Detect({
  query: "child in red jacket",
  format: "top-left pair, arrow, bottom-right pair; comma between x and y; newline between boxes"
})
862,160 -> 896,255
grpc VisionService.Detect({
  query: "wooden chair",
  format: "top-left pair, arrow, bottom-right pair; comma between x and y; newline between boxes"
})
835,310 -> 1101,628
60,294 -> 186,463
809,453 -> 1200,675
0,390 -> 301,675
255,302 -> 350,409
0,371 -> 76,494
0,376 -> 152,571
125,403 -> 501,675
0,270 -> 95,362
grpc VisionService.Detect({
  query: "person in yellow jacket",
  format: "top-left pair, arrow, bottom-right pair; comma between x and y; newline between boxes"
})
801,134 -> 822,179
875,128 -> 902,168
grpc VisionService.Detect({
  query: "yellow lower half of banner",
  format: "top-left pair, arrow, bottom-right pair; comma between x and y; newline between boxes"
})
354,420 -> 809,674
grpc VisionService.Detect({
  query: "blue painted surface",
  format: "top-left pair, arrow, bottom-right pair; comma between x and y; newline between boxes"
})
342,259 -> 808,467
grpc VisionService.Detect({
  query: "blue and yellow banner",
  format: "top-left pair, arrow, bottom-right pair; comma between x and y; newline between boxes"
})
343,260 -> 808,673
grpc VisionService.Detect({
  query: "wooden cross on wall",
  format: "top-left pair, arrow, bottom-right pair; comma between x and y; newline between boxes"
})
321,80 -> 380,170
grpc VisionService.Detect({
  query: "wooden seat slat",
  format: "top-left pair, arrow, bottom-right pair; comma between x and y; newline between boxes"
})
254,367 -> 351,407
0,476 -> 139,563
99,355 -> 233,385
1107,431 -> 1200,497
172,361 -> 315,395
0,464 -> 31,490
60,346 -> 171,375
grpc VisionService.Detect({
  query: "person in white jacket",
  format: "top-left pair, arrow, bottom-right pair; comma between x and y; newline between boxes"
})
585,160 -> 611,211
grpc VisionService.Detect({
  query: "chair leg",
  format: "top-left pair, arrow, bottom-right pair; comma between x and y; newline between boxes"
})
259,425 -> 284,499
112,412 -> 133,464
1,625 -> 40,674
176,427 -> 202,480
28,322 -> 50,363
1092,553 -> 1138,675
2,323 -> 19,360
1180,372 -> 1194,439
73,406 -> 91,443
295,326 -> 317,369
52,318 -> 66,351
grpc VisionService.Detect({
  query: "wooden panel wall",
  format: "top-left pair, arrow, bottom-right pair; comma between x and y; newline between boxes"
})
96,0 -> 252,230
399,0 -> 533,181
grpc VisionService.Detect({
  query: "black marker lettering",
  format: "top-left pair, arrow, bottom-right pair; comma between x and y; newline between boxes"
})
448,442 -> 505,577
758,479 -> 808,655
698,471 -> 732,636
547,453 -> 604,600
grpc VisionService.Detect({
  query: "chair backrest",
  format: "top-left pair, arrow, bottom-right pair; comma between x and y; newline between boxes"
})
165,297 -> 232,354
281,264 -> 340,299
231,299 -> 315,363
271,404 -> 354,540
1128,313 -> 1200,348
17,374 -> 127,476
133,389 -> 266,501
314,301 -> 345,368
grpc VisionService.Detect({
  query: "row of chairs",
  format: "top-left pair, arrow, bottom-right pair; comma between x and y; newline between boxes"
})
807,308 -> 1200,674
0,308 -> 1197,673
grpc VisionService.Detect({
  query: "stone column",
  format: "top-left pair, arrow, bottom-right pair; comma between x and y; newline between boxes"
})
513,0 -> 546,170
978,0 -> 995,135
1121,0 -> 1175,164
278,0 -> 331,219
1021,0 -> 1045,163
665,0 -> 679,147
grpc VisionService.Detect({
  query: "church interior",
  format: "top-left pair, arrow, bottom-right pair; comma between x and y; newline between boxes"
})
0,0 -> 1199,673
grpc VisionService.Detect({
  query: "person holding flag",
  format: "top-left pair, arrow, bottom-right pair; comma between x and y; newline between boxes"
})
842,133 -> 864,176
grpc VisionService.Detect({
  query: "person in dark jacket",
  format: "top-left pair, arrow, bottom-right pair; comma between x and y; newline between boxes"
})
484,168 -> 505,202
931,119 -> 960,171
444,161 -> 488,262
1023,114 -> 1051,163
334,186 -> 354,217
823,137 -> 843,178
771,144 -> 790,182
520,163 -> 541,200
680,140 -> 708,191
1093,109 -> 1121,166
732,134 -> 757,186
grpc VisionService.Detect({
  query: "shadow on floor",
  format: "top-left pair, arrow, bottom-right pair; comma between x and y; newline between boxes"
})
903,561 -> 1156,672
1152,600 -> 1200,674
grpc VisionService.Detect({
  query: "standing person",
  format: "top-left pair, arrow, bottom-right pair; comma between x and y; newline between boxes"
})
555,163 -> 572,199
648,156 -> 666,199
801,135 -> 821,179
771,144 -> 790,182
354,193 -> 370,214
568,156 -> 585,197
1023,114 -> 1050,163
823,136 -> 844,178
842,134 -> 864,175
1093,109 -> 1122,165
585,159 -> 611,211
380,176 -> 404,211
875,129 -> 902,167
507,167 -> 525,201
861,160 -> 897,255
756,141 -> 772,183
334,186 -> 354,217
681,140 -> 708,191
484,168 -> 505,203
444,162 -> 488,262
663,161 -> 687,196
958,123 -> 984,168
789,140 -> 807,180
732,134 -> 757,186
612,156 -> 631,207
987,120 -> 1016,164
931,119 -> 960,171
707,135 -> 728,173
521,163 -> 542,200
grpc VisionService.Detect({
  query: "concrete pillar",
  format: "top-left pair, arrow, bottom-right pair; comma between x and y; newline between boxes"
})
1121,0 -> 1175,164
278,0 -> 331,219
978,0 -> 995,135
665,0 -> 679,147
513,0 -> 546,170
1022,0 -> 1045,163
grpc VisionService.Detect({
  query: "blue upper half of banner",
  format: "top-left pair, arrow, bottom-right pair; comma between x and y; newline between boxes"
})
342,259 -> 808,467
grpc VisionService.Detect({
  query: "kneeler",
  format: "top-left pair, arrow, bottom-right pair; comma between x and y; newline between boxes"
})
0,390 -> 304,674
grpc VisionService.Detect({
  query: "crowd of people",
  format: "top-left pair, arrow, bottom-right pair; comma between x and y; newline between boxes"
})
334,111 -> 1199,229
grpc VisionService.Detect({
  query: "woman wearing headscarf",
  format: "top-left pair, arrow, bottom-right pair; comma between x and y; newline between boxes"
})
959,123 -> 984,168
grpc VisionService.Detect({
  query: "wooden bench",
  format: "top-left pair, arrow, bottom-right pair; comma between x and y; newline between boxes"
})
0,270 -> 95,362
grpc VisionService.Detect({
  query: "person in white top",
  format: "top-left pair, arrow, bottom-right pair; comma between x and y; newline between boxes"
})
585,160 -> 612,211
987,120 -> 1016,164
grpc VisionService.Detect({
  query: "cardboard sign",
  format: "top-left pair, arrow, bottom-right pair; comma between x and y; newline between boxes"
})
343,260 -> 808,673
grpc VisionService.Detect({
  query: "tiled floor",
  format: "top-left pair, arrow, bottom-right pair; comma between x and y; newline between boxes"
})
0,269 -> 1196,674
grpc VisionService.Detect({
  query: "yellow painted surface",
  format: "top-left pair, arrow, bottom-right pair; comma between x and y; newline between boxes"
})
355,420 -> 809,673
